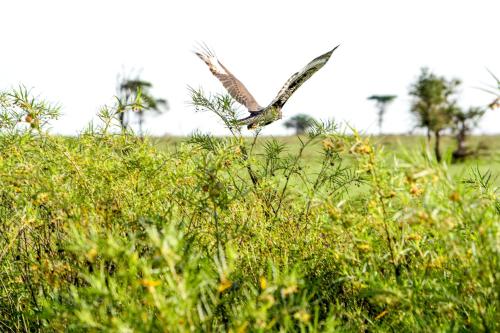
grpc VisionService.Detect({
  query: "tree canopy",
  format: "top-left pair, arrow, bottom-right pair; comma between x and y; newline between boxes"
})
283,114 -> 316,135
117,76 -> 169,136
409,68 -> 460,134
408,68 -> 461,161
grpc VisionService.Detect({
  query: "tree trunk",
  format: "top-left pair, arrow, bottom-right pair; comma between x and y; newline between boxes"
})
378,107 -> 383,135
426,129 -> 432,143
456,128 -> 467,152
120,91 -> 131,130
452,123 -> 470,161
119,112 -> 127,130
434,130 -> 442,162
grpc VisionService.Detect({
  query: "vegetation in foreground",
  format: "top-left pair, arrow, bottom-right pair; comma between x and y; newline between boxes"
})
0,87 -> 499,332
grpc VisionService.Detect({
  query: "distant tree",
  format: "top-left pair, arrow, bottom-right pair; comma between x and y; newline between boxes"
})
409,68 -> 460,162
283,114 -> 316,135
117,76 -> 169,136
450,106 -> 486,161
367,95 -> 397,134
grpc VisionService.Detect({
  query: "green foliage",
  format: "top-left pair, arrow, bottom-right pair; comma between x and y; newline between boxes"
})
189,87 -> 242,134
0,87 -> 499,332
409,68 -> 461,162
409,68 -> 460,133
450,106 -> 487,160
0,85 -> 60,133
451,106 -> 486,127
117,74 -> 169,135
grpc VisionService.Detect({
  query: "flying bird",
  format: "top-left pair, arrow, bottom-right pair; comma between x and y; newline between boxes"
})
195,44 -> 339,129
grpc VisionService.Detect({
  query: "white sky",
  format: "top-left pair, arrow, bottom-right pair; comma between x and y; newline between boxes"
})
1,0 -> 499,136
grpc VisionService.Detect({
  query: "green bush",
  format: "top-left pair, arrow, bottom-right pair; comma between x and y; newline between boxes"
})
0,87 -> 498,332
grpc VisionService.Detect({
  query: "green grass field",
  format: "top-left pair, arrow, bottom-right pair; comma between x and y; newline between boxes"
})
154,134 -> 500,186
1,89 -> 499,332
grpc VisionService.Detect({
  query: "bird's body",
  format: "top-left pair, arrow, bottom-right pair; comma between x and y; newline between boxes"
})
237,105 -> 282,129
195,44 -> 339,129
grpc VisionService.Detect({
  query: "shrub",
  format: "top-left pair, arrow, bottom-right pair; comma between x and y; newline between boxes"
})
0,88 -> 498,332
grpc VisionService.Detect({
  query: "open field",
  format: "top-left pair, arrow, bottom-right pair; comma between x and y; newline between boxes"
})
154,134 -> 500,185
1,127 -> 499,332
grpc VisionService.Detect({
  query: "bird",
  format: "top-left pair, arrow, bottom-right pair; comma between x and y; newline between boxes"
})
195,44 -> 340,129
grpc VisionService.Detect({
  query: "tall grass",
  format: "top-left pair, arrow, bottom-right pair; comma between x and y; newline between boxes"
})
0,87 -> 498,332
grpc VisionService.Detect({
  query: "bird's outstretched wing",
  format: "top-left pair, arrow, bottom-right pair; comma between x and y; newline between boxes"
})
270,45 -> 340,109
195,44 -> 262,113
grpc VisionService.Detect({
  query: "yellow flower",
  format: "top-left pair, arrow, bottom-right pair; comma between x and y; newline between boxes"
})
357,144 -> 372,154
449,191 -> 460,202
428,256 -> 446,269
217,277 -> 232,293
86,247 -> 98,262
416,211 -> 430,224
327,206 -> 341,220
294,310 -> 311,323
236,322 -> 249,333
357,243 -> 371,253
410,184 -> 423,196
259,276 -> 267,290
368,200 -> 378,210
140,279 -> 161,287
322,138 -> 336,151
35,192 -> 49,205
351,138 -> 372,155
406,233 -> 421,241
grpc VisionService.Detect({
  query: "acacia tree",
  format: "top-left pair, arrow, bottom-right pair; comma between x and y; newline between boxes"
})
367,95 -> 396,135
450,106 -> 486,161
409,68 -> 460,162
117,77 -> 169,136
283,114 -> 316,135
